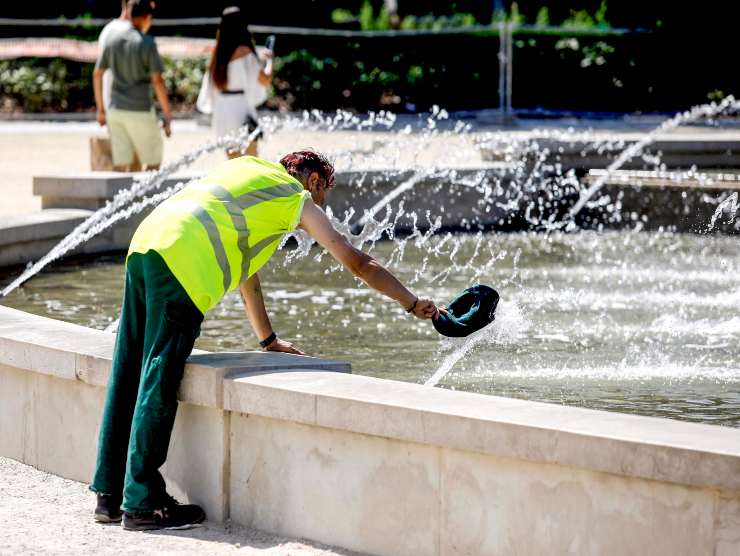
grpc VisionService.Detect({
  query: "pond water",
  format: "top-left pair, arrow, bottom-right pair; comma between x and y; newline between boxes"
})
2,230 -> 739,427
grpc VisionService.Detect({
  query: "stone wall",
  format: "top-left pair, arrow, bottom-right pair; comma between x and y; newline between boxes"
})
1,304 -> 739,555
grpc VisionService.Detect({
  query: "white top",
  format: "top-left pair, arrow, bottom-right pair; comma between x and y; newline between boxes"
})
196,53 -> 268,119
98,18 -> 132,110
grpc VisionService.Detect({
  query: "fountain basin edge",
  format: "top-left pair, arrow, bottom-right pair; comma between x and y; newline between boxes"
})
0,304 -> 739,555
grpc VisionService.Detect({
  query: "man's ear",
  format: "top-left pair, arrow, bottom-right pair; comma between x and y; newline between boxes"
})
308,172 -> 320,190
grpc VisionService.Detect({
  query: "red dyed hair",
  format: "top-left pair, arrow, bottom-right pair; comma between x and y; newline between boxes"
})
279,151 -> 335,188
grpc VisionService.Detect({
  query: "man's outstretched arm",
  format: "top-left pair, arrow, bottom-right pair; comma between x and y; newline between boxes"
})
239,273 -> 304,354
299,200 -> 438,320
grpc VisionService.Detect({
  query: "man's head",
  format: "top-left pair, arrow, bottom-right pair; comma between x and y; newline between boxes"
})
279,151 -> 335,206
127,0 -> 155,33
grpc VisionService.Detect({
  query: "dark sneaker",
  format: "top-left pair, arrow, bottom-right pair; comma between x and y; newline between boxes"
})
122,497 -> 205,531
94,494 -> 123,523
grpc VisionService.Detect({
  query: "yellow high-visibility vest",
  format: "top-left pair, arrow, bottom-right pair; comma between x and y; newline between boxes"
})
128,156 -> 309,314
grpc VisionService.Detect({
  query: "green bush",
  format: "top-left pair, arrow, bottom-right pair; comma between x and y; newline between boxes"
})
0,56 -> 207,113
0,59 -> 77,111
562,1 -> 610,29
161,56 -> 207,106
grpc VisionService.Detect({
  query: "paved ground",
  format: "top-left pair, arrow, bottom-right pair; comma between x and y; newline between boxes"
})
0,456 -> 363,555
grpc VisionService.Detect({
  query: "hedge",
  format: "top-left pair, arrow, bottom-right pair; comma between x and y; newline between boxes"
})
0,29 -> 732,114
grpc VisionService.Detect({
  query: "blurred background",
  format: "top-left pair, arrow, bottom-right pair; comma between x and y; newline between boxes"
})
1,0 -> 736,116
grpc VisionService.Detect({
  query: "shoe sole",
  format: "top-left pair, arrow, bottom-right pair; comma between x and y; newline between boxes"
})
122,515 -> 206,532
94,513 -> 123,524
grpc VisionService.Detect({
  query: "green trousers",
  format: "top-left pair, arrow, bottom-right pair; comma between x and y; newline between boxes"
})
91,250 -> 203,512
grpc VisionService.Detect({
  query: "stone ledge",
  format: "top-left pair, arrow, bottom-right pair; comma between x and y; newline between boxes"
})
33,171 -> 204,200
0,209 -> 92,247
224,370 -> 740,492
2,304 -> 740,493
0,305 -> 348,409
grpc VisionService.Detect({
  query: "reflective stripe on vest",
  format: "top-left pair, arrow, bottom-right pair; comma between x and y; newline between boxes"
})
192,181 -> 302,294
190,204 -> 233,293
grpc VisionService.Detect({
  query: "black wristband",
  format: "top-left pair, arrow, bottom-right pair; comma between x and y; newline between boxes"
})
259,331 -> 277,348
406,297 -> 418,313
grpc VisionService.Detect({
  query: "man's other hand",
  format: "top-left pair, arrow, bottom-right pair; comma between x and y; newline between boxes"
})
264,337 -> 305,355
96,110 -> 106,126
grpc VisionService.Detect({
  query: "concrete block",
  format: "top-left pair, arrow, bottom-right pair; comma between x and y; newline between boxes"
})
75,346 -> 114,387
163,404 -> 229,523
182,351 -> 347,410
0,363 -> 103,482
224,372 -> 318,424
0,209 -> 92,246
229,414 -> 441,556
0,336 -> 77,381
0,364 -> 36,465
716,493 -> 740,556
439,448 -> 716,556
32,373 -> 104,483
314,376 -> 430,444
32,172 -> 205,209
327,166 -> 509,231
33,173 -> 134,199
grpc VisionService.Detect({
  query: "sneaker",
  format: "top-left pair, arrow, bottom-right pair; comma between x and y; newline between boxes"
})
122,496 -> 205,531
94,494 -> 123,523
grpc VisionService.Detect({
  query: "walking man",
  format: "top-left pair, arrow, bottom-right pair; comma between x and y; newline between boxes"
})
92,152 -> 439,530
93,0 -> 172,171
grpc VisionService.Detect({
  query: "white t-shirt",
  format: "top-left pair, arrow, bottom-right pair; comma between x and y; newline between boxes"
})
97,18 -> 133,109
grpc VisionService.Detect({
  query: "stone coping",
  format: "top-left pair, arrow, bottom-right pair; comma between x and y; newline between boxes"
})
586,169 -> 740,191
33,171 -> 205,199
0,305 -> 349,408
1,304 -> 739,493
0,209 -> 93,246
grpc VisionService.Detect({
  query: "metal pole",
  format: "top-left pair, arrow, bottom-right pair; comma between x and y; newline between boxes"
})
506,22 -> 513,115
498,21 -> 507,114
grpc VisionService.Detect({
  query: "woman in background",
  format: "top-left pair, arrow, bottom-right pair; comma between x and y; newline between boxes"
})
197,6 -> 273,158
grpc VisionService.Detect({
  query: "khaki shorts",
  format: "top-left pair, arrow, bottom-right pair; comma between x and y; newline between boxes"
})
107,108 -> 163,167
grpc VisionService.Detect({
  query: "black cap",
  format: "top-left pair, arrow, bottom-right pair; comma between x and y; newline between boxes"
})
432,285 -> 500,337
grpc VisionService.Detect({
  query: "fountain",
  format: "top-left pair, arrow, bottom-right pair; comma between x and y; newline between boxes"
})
1,100 -> 740,427
2,101 -> 740,555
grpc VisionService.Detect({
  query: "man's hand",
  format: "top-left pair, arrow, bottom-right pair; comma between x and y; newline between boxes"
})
264,337 -> 305,355
409,297 -> 439,320
161,115 -> 172,138
96,110 -> 106,127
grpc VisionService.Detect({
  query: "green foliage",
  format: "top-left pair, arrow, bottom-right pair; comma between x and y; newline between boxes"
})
0,59 -> 82,111
359,1 -> 376,30
406,65 -> 424,84
535,7 -> 549,27
0,57 -> 209,112
339,2 -> 477,31
580,41 -> 615,67
375,4 -> 391,30
401,12 -> 476,30
161,56 -> 207,105
331,8 -> 356,24
563,0 -> 610,29
354,1 -> 391,31
554,37 -> 615,69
